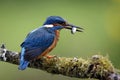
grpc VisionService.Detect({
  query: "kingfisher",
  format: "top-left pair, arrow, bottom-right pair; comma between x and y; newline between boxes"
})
18,16 -> 83,70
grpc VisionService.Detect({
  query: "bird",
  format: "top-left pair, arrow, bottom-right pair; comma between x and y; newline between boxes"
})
18,16 -> 83,70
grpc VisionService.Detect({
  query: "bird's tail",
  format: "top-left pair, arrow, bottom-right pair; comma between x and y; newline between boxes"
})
18,60 -> 29,70
18,47 -> 29,70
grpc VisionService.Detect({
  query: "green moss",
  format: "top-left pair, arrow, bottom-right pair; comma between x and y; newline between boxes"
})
32,55 -> 114,79
0,46 -> 118,80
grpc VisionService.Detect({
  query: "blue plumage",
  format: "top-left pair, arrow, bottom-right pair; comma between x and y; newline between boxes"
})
21,27 -> 55,60
18,16 -> 82,70
43,16 -> 66,25
18,47 -> 29,70
19,26 -> 63,70
19,16 -> 66,70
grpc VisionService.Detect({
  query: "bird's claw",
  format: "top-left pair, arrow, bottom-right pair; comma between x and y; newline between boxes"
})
46,55 -> 56,59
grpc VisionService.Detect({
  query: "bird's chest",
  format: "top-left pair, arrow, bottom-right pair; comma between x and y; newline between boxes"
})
52,30 -> 60,47
47,30 -> 60,51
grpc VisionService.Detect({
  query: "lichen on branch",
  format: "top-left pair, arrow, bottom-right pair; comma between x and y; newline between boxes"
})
0,44 -> 120,80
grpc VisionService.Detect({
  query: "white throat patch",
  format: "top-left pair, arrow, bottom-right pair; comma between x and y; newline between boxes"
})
43,24 -> 54,28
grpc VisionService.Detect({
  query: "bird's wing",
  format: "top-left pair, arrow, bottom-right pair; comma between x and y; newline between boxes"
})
21,28 -> 55,61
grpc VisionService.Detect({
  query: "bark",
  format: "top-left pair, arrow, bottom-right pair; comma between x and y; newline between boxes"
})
0,44 -> 120,80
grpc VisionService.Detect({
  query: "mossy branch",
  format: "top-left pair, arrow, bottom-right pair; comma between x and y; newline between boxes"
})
0,44 -> 120,80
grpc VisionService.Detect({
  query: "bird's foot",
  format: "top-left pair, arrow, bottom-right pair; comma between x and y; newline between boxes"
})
46,55 -> 56,59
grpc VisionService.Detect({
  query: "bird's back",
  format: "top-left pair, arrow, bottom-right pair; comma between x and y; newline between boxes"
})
21,27 -> 55,61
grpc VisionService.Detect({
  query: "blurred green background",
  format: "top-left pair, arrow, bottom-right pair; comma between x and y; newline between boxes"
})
0,0 -> 120,80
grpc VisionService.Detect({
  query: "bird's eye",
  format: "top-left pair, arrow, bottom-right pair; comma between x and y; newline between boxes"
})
57,22 -> 65,25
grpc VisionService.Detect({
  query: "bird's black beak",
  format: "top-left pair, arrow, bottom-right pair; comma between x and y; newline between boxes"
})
64,23 -> 84,34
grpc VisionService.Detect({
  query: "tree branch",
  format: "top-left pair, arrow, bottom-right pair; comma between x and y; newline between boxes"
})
0,44 -> 120,80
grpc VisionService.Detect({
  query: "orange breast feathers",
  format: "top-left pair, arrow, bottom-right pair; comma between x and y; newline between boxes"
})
37,30 -> 60,58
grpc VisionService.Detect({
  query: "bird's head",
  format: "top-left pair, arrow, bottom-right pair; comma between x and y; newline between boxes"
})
43,16 -> 83,34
